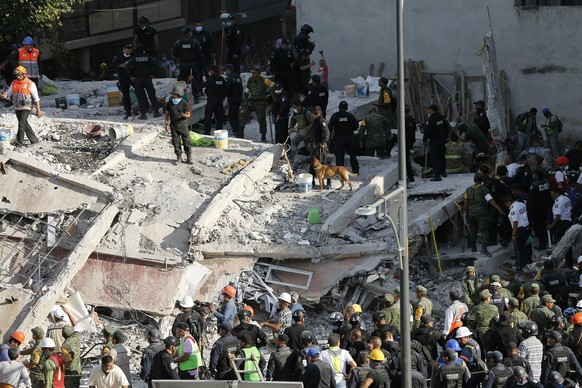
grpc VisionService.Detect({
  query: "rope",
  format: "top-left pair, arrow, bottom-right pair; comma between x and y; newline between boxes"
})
428,214 -> 443,276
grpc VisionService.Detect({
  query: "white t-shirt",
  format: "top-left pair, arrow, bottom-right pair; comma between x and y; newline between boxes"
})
321,347 -> 354,384
88,364 -> 129,388
509,201 -> 529,227
507,162 -> 520,177
553,194 -> 572,221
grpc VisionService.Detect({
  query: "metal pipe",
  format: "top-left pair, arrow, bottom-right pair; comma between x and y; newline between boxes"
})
397,0 -> 411,386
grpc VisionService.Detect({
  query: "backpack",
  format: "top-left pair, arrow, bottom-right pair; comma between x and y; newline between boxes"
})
515,112 -> 529,132
465,344 -> 488,375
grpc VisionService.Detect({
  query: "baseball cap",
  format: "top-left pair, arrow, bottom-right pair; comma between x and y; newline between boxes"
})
416,285 -> 427,294
306,347 -> 320,357
542,294 -> 556,303
487,350 -> 503,361
426,103 -> 438,111
421,314 -> 435,324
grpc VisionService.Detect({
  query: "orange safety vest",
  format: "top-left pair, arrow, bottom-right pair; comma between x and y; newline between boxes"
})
18,47 -> 40,78
10,78 -> 34,110
45,353 -> 65,388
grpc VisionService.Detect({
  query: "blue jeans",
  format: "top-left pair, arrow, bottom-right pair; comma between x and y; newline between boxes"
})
516,131 -> 530,157
547,132 -> 559,160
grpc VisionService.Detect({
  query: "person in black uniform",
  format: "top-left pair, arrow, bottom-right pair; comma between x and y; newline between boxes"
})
164,85 -> 192,164
112,43 -> 134,120
146,336 -> 179,387
232,309 -> 268,348
423,103 -> 449,181
405,105 -> 417,182
224,63 -> 243,135
294,24 -> 315,55
192,19 -> 215,75
328,100 -> 359,174
225,15 -> 244,74
539,260 -> 565,301
309,106 -> 329,187
271,82 -> 290,145
202,64 -> 226,135
0,30 -> 16,87
284,310 -> 316,354
288,49 -> 314,98
139,329 -> 164,381
301,348 -> 335,388
125,44 -> 161,119
514,154 -> 533,192
269,38 -> 294,90
473,100 -> 491,139
171,296 -> 204,343
302,74 -> 329,117
528,168 -> 552,250
172,26 -> 204,102
133,16 -> 159,57
209,323 -> 240,380
265,334 -> 294,381
490,165 -> 514,245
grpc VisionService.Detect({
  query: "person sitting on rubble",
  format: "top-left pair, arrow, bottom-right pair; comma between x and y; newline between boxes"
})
260,292 -> 293,336
233,308 -> 269,348
172,295 -> 203,343
444,133 -> 470,174
210,284 -> 237,328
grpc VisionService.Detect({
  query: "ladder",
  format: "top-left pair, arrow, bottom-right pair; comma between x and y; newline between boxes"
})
229,353 -> 265,381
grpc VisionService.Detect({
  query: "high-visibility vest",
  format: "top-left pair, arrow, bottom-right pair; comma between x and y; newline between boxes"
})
10,78 -> 34,110
45,353 -> 65,388
178,335 -> 201,371
18,48 -> 40,78
241,347 -> 261,381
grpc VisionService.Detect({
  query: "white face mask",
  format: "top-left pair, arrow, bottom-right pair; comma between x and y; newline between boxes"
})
275,90 -> 282,95
195,26 -> 203,32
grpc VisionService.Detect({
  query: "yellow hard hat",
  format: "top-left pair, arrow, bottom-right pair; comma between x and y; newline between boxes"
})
352,304 -> 362,313
14,66 -> 27,75
369,349 -> 385,362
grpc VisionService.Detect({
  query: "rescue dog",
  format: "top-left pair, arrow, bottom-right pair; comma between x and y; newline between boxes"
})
311,157 -> 358,191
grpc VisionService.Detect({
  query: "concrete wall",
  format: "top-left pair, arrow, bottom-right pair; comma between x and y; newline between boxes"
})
297,1 -> 582,140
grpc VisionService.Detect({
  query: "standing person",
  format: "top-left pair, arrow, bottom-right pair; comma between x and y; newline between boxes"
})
358,108 -> 391,158
541,108 -> 561,161
209,323 -> 240,380
164,85 -> 192,164
321,334 -> 356,388
0,30 -> 16,87
108,331 -> 131,386
146,337 -> 179,387
40,338 -> 66,388
462,266 -> 484,309
171,296 -> 203,343
265,334 -> 294,381
504,195 -> 532,270
317,58 -> 329,88
132,16 -> 159,57
464,173 -> 505,257
359,349 -> 391,388
303,74 -> 329,117
405,105 -> 417,182
423,103 -> 449,181
269,38 -> 294,90
515,108 -> 538,158
472,100 -> 491,138
0,347 -> 32,388
112,43 -> 134,120
233,309 -> 268,348
309,106 -> 330,186
430,348 -> 470,388
172,26 -> 204,103
224,63 -> 243,135
443,290 -> 469,339
260,293 -> 293,335
18,37 -> 41,86
458,122 -> 489,169
294,24 -> 315,55
236,334 -> 266,381
191,19 -> 215,75
88,355 -> 129,388
23,327 -> 44,388
413,286 -> 434,330
373,77 -> 396,129
328,100 -> 359,173
61,326 -> 81,388
210,285 -> 237,327
471,290 -> 500,343
271,82 -> 290,145
530,295 -> 556,337
101,326 -> 115,356
125,44 -> 161,119
202,64 -> 226,135
528,168 -> 552,250
224,15 -> 244,74
302,347 -> 335,388
547,188 -> 572,245
237,67 -> 272,141
47,307 -> 76,350
284,309 -> 316,353
490,166 -> 514,245
288,50 -> 313,98
174,323 -> 202,380
139,329 -> 164,382
1,66 -> 42,147
481,351 -> 511,388
540,331 -> 582,384
517,321 -> 543,382
288,99 -> 314,162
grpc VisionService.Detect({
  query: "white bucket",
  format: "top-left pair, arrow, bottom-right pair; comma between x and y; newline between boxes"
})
108,124 -> 134,141
0,128 -> 10,155
215,130 -> 228,149
298,173 -> 313,193
66,94 -> 80,109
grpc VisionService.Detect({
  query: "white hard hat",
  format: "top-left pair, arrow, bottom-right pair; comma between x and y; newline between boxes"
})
279,292 -> 292,304
40,337 -> 56,348
455,326 -> 473,339
179,296 -> 194,308
290,292 -> 299,302
576,300 -> 582,310
490,282 -> 502,289
51,308 -> 67,321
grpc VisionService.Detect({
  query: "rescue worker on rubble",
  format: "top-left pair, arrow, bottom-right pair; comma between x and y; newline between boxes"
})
540,330 -> 582,384
174,322 -> 202,380
0,346 -> 31,388
47,307 -> 76,350
289,98 -> 315,162
237,67 -> 273,140
347,351 -> 371,388
530,295 -> 557,337
172,26 -> 204,102
528,167 -> 552,251
202,64 -> 226,135
210,285 -> 237,327
271,82 -> 290,145
522,283 -> 541,318
462,266 -> 484,309
164,85 -> 192,165
172,295 -> 203,343
18,36 -> 41,86
539,260 -> 565,302
481,350 -> 511,388
503,342 -> 533,380
140,329 -> 164,381
40,338 -> 66,388
328,100 -> 359,173
471,100 -> 491,139
233,308 -> 269,348
224,15 -> 244,74
1,331 -> 25,361
302,347 -> 335,388
373,77 -> 395,129
265,334 -> 294,381
23,327 -> 44,388
489,282 -> 509,315
445,133 -> 470,174
517,320 -> 543,382
209,323 -> 239,380
237,334 -> 266,381
412,314 -> 440,360
125,44 -> 161,120
413,285 -> 433,330
303,74 -> 329,118
423,103 -> 449,181
360,349 -> 391,388
504,195 -> 532,271
471,289 -> 500,345
288,49 -> 313,98
109,331 -> 131,385
225,63 -> 243,135
261,292 -> 293,335
358,107 -> 391,158
284,309 -> 316,353
269,38 -> 294,90
146,336 -> 179,386
192,20 -> 214,74
61,326 -> 81,388
112,43 -> 134,120
443,289 -> 469,339
348,313 -> 371,346
133,16 -> 159,57
430,348 -> 470,388
508,298 -> 528,325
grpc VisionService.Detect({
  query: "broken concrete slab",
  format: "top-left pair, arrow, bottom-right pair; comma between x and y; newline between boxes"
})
193,256 -> 257,302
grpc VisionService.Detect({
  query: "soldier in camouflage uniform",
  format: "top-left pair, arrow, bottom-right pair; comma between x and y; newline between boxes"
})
522,283 -> 541,318
504,270 -> 523,299
382,292 -> 400,328
373,77 -> 395,128
237,67 -> 274,141
25,326 -> 45,388
464,173 -> 505,257
530,294 -> 556,338
489,274 -> 513,299
471,289 -> 499,344
509,298 -> 528,326
518,267 -> 545,302
102,325 -> 115,356
462,266 -> 484,308
288,99 -> 314,162
413,285 -> 433,329
358,108 -> 391,158
61,326 -> 81,388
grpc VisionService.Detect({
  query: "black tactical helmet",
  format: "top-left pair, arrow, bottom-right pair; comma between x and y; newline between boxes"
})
349,312 -> 363,326
147,328 -> 160,340
300,24 -> 314,34
513,366 -> 528,379
373,311 -> 386,323
292,309 -> 306,321
182,25 -> 192,34
517,320 -> 538,336
237,309 -> 252,320
329,312 -> 343,324
300,330 -> 314,346
164,336 -> 179,347
461,312 -> 476,327
139,16 -> 150,25
551,315 -> 565,326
